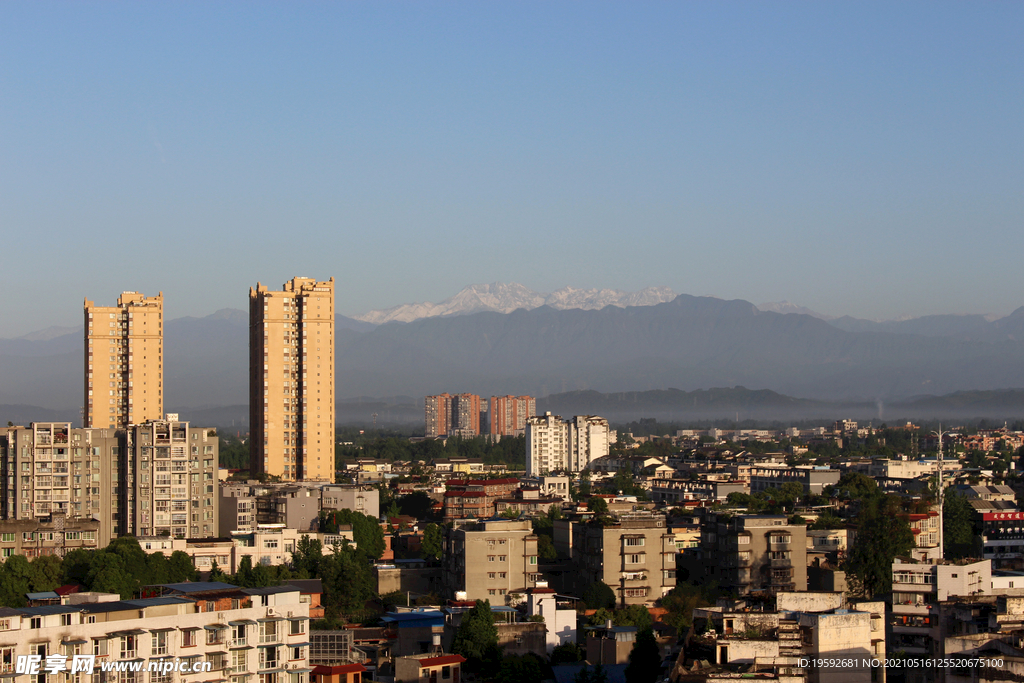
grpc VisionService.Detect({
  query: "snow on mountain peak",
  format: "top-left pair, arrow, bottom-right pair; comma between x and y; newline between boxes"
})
353,283 -> 678,324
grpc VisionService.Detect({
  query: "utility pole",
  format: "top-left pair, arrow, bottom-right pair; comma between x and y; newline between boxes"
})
931,423 -> 954,559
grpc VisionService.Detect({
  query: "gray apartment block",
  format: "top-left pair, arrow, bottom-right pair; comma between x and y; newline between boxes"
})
691,513 -> 808,595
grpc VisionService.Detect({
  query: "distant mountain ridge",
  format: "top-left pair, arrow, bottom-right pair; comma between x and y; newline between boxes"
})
4,293 -> 1024,417
352,282 -> 678,324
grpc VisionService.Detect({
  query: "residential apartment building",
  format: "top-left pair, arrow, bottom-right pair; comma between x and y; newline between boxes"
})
424,394 -> 482,437
320,485 -> 380,519
250,277 -> 336,482
1,420 -> 217,547
0,581 -> 310,683
125,418 -> 220,539
442,478 -> 519,522
0,513 -> 101,560
441,519 -> 540,602
220,481 -> 326,536
687,513 -> 808,595
890,557 -> 992,661
525,413 -> 615,476
488,396 -> 536,437
84,291 -> 164,429
694,592 -> 886,683
568,511 -> 677,606
748,466 -> 841,496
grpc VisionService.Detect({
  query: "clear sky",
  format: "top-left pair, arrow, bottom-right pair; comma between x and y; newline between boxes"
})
1,2 -> 1021,336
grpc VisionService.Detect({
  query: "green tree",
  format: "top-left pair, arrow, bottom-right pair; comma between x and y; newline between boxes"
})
550,642 -> 584,665
497,654 -> 543,683
614,604 -> 653,631
0,555 -> 33,607
581,581 -> 617,610
168,551 -> 198,583
322,510 -> 385,560
319,545 -> 377,622
422,523 -> 443,561
574,664 -> 608,683
624,628 -> 661,683
398,491 -> 435,520
537,534 -> 558,562
808,510 -> 845,530
208,560 -> 228,583
235,556 -> 255,587
587,497 -> 609,515
292,536 -> 324,577
451,600 -> 501,674
943,490 -> 975,559
843,495 -> 914,597
30,555 -> 62,593
87,553 -> 135,598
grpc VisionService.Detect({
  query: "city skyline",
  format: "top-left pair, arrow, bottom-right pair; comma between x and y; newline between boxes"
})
1,3 -> 1022,336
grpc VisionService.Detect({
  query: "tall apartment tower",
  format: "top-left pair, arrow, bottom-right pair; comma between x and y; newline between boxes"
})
424,393 -> 482,437
488,395 -> 536,436
424,393 -> 453,438
83,291 -> 164,429
249,277 -> 335,482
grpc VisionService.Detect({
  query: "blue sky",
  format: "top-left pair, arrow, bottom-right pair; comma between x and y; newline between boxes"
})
1,2 -> 1021,335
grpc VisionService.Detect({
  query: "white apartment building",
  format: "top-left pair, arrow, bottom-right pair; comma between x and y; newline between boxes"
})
525,413 -> 614,476
0,581 -> 310,683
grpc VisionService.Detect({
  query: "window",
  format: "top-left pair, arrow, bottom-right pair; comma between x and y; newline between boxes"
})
232,650 -> 247,675
120,635 -> 137,659
182,630 -> 197,648
152,631 -> 168,656
626,554 -> 645,564
0,534 -> 12,542
289,619 -> 304,635
30,617 -> 41,629
290,646 -> 303,660
62,614 -> 73,626
624,537 -> 645,546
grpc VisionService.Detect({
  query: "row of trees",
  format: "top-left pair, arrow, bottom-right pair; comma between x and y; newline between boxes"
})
0,537 -> 198,607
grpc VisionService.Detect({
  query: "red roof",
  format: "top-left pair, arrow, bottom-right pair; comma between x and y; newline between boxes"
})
530,588 -> 556,594
55,584 -> 82,596
444,491 -> 486,498
415,655 -> 466,667
312,664 -> 367,675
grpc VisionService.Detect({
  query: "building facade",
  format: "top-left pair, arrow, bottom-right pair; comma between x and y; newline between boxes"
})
441,519 -> 540,602
569,512 -> 677,606
84,291 -> 164,429
1,420 -> 217,547
250,277 -> 336,482
424,394 -> 482,438
0,581 -> 310,683
525,413 -> 614,476
488,396 -> 536,437
125,418 -> 220,539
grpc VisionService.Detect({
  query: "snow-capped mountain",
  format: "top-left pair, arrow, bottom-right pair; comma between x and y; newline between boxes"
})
353,283 -> 678,324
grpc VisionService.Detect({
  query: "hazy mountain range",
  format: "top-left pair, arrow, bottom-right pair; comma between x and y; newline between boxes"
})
3,286 -> 1024,425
